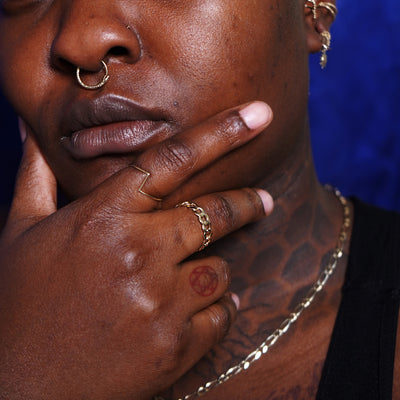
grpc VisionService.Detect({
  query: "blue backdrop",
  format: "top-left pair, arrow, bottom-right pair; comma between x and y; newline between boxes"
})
1,0 -> 399,211
309,0 -> 400,211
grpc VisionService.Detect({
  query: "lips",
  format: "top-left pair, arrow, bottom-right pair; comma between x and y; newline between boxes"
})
60,94 -> 176,159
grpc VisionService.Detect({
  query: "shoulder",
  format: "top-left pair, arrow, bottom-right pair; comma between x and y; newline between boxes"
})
350,200 -> 400,399
320,198 -> 400,398
351,197 -> 400,235
347,197 -> 400,289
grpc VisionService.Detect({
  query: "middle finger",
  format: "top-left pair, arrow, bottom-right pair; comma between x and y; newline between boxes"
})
146,187 -> 273,263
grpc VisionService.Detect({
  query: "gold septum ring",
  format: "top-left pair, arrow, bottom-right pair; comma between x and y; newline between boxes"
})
76,60 -> 110,90
177,201 -> 212,251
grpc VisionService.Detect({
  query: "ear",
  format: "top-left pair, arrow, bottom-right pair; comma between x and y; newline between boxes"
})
304,0 -> 337,54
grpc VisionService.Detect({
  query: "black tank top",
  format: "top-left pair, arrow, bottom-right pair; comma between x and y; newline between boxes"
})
317,198 -> 400,399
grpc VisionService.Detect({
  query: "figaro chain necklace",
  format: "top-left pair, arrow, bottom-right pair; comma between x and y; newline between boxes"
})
155,187 -> 351,400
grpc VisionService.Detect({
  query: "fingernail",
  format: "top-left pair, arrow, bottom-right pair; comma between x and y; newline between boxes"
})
239,101 -> 273,130
255,189 -> 274,215
18,118 -> 27,144
231,292 -> 240,310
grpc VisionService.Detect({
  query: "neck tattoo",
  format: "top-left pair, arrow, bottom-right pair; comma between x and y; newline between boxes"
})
154,187 -> 351,400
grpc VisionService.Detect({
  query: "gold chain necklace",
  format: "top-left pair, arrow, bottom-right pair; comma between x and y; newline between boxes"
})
155,187 -> 351,400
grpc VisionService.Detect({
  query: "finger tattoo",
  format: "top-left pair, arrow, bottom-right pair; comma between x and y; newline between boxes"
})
190,266 -> 219,296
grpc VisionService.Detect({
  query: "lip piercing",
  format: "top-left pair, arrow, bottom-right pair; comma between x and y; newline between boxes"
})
76,60 -> 109,90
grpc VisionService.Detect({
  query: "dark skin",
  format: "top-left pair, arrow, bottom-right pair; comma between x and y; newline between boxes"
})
168,184 -> 351,399
0,0 -> 399,399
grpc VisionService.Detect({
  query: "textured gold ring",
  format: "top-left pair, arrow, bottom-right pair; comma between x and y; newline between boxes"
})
76,60 -> 110,90
130,165 -> 162,202
177,201 -> 212,251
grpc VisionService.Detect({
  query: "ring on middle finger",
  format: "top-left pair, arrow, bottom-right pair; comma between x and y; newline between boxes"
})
177,201 -> 212,251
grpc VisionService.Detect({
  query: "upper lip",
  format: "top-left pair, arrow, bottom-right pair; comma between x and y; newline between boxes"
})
61,94 -> 171,137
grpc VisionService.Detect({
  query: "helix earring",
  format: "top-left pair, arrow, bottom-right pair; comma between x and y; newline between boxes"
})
305,0 -> 318,19
304,1 -> 337,20
76,60 -> 110,90
318,2 -> 338,20
319,31 -> 331,69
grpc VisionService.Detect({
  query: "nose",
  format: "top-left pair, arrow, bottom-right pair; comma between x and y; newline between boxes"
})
50,1 -> 141,75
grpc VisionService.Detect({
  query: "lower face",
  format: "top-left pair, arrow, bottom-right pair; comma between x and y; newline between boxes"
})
0,0 -> 309,201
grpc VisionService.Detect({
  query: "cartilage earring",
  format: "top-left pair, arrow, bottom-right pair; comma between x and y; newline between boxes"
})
305,0 -> 318,19
320,31 -> 331,69
318,2 -> 338,21
305,1 -> 338,21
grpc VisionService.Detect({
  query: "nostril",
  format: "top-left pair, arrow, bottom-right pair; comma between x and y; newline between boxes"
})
109,46 -> 129,57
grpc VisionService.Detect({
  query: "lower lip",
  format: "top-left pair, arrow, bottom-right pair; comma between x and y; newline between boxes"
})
61,120 -> 173,159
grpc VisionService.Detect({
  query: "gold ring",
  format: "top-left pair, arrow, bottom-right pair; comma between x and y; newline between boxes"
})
76,60 -> 110,90
130,165 -> 162,202
177,201 -> 212,251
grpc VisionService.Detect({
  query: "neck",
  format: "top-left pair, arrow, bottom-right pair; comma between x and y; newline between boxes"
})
207,130 -> 345,297
166,126 -> 352,400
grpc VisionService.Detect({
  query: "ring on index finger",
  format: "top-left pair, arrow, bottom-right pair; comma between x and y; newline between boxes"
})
130,165 -> 162,202
177,201 -> 212,251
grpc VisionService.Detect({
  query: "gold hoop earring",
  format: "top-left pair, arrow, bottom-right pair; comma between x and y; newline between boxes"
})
318,2 -> 338,21
320,31 -> 331,69
76,60 -> 110,90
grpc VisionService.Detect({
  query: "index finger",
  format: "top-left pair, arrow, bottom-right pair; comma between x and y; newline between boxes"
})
93,101 -> 272,212
134,101 -> 272,209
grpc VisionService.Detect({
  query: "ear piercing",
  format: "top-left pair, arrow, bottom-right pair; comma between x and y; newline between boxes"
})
305,1 -> 337,21
305,1 -> 337,69
319,31 -> 331,69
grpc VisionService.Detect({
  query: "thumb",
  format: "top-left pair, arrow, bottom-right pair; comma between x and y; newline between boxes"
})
6,121 -> 57,235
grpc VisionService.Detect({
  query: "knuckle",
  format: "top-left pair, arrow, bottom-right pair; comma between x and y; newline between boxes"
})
208,256 -> 231,287
155,138 -> 195,173
219,258 -> 231,287
73,202 -> 122,241
211,194 -> 236,230
208,301 -> 232,342
118,233 -> 155,275
214,111 -> 246,146
171,225 -> 185,247
249,188 -> 265,211
124,284 -> 165,325
72,205 -> 150,273
242,188 -> 265,216
72,207 -> 103,238
173,228 -> 194,256
119,248 -> 148,274
152,321 -> 188,374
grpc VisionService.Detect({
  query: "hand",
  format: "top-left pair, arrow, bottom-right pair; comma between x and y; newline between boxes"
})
0,102 -> 273,400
